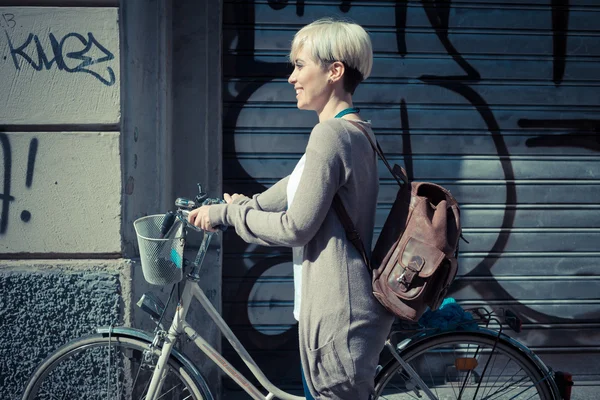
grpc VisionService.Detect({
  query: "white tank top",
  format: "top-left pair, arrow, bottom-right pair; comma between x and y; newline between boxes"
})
286,154 -> 306,321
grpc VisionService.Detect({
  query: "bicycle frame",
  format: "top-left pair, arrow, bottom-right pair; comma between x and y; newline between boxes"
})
145,228 -> 306,400
140,205 -> 559,400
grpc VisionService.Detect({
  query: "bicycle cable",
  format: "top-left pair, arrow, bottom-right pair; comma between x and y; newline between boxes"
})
154,283 -> 177,333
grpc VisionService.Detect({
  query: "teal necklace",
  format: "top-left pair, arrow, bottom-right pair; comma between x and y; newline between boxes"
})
334,107 -> 360,119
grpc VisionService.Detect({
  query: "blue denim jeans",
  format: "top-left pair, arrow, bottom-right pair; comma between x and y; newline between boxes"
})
301,365 -> 315,400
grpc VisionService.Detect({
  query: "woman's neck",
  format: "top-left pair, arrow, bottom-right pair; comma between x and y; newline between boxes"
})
317,93 -> 356,122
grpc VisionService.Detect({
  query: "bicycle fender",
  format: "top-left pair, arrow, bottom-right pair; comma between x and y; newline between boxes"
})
96,326 -> 214,400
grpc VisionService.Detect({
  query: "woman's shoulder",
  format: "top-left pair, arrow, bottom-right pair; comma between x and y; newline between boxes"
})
311,120 -> 373,152
307,120 -> 354,159
313,118 -> 372,136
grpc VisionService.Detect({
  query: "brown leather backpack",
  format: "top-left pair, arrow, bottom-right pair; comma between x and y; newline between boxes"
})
333,121 -> 462,322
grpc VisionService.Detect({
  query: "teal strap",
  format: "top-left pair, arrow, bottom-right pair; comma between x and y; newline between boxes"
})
334,107 -> 360,119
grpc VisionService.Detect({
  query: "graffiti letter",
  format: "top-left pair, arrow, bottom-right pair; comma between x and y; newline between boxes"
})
6,32 -> 34,71
3,13 -> 16,29
0,134 -> 15,235
63,32 -> 116,86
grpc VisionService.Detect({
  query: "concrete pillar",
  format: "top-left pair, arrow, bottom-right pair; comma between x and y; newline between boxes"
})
122,0 -> 223,397
171,0 -> 223,396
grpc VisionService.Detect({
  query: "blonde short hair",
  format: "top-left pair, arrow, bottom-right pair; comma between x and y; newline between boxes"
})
289,18 -> 373,93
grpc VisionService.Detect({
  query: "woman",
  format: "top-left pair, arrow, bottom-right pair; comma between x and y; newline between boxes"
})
189,18 -> 394,399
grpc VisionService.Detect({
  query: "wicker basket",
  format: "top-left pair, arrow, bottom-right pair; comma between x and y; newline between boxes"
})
133,214 -> 185,285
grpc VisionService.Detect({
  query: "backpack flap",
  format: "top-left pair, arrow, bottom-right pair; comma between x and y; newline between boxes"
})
387,236 -> 445,300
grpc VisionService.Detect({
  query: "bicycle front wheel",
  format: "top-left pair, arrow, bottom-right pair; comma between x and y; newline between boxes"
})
374,330 -> 555,400
22,333 -> 213,400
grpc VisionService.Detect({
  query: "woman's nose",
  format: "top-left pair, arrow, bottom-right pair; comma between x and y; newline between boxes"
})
288,71 -> 296,84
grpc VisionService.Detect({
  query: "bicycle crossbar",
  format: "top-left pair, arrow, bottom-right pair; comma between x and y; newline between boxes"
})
189,282 -> 305,400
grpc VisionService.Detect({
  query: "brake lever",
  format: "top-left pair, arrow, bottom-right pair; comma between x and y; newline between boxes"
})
178,198 -> 228,232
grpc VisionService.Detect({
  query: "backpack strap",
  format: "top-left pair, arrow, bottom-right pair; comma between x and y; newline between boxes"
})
332,120 -> 403,272
332,194 -> 371,271
346,120 -> 407,187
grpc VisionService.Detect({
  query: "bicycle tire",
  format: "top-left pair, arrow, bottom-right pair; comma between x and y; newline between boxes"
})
22,333 -> 214,400
373,330 -> 555,400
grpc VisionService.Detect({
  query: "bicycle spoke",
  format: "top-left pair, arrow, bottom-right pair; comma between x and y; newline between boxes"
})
524,390 -> 543,400
457,348 -> 475,399
483,375 -> 531,400
418,352 -> 438,400
157,383 -> 188,399
23,335 -> 207,400
139,372 -> 153,400
488,360 -> 527,399
481,351 -> 507,399
374,332 -> 552,400
129,357 -> 147,399
379,369 -> 421,400
446,345 -> 459,399
507,379 -> 545,400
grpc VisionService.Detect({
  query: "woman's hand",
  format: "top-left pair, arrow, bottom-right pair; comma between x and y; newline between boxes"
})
223,193 -> 242,204
187,205 -> 217,232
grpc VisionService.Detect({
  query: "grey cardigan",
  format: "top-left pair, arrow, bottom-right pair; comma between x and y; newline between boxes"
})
209,118 -> 394,399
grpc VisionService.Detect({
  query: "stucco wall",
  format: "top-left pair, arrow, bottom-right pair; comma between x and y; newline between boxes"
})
0,132 -> 121,253
0,261 -> 129,399
0,7 -> 121,254
0,7 -> 119,124
1,1 -> 225,398
0,6 -> 123,399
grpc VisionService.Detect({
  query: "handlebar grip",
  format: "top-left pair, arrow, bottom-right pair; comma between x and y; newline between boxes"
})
159,211 -> 177,238
180,209 -> 228,232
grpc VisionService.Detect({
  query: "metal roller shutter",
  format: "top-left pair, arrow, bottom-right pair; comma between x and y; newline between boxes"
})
223,0 -> 600,394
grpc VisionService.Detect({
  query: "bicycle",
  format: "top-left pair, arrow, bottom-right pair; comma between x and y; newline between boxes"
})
22,186 -> 570,400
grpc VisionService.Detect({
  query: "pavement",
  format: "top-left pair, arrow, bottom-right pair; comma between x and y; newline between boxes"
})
223,384 -> 599,399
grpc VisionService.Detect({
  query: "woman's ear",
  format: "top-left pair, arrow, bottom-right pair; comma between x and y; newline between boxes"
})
328,61 -> 345,84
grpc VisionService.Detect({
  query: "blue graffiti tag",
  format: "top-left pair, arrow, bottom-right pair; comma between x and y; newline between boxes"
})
5,31 -> 116,86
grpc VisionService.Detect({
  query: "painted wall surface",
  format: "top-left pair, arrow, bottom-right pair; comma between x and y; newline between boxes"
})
0,5 -> 123,399
0,7 -> 119,124
0,7 -> 121,254
1,2 -> 226,399
222,0 -> 600,395
0,132 -> 121,253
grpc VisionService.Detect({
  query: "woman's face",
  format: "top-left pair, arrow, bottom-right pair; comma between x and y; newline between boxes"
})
288,45 -> 331,112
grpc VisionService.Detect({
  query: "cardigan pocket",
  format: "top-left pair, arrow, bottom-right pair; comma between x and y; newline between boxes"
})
307,333 -> 352,396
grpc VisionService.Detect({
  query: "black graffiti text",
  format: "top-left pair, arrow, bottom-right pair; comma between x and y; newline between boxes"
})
267,0 -> 351,16
0,13 -> 16,29
0,134 -> 38,234
5,31 -> 116,86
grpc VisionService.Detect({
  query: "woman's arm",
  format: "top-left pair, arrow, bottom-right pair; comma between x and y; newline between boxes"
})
229,175 -> 290,212
206,121 -> 350,247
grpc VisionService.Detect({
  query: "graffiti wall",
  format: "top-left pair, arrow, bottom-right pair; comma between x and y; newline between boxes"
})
0,7 -> 121,396
222,0 -> 600,392
0,7 -> 120,254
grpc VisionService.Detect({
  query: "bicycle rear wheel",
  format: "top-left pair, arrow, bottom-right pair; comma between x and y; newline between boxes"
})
22,333 -> 213,400
374,330 -> 555,400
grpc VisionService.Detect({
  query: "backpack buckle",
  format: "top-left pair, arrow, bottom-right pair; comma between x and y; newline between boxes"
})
397,256 -> 425,289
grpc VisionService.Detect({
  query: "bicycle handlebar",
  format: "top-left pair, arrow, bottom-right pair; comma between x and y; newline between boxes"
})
172,196 -> 228,233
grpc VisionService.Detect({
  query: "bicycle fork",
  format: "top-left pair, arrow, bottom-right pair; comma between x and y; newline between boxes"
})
145,230 -> 214,400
